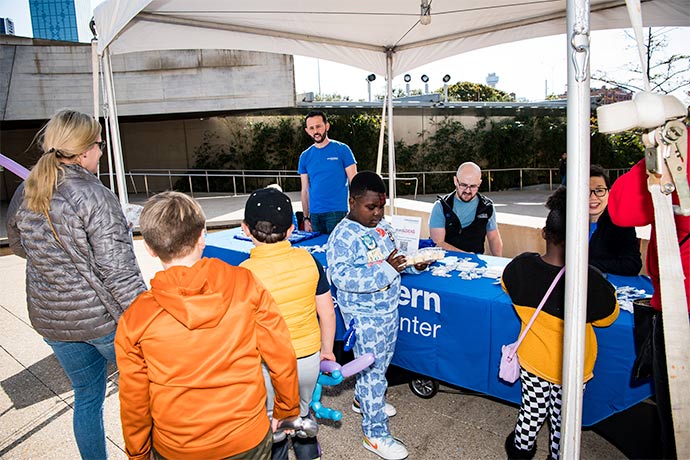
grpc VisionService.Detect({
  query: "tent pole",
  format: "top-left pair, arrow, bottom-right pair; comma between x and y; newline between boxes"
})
100,63 -> 115,194
386,50 -> 395,213
376,93 -> 386,176
101,49 -> 129,205
91,38 -> 99,120
561,0 -> 591,458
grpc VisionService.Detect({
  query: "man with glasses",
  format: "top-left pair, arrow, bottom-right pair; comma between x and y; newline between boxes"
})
429,162 -> 503,255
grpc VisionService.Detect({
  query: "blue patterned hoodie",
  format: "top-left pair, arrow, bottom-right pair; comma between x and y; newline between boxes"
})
326,217 -> 418,315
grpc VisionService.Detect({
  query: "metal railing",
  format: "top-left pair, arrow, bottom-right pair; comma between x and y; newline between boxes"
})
121,169 -> 300,197
402,168 -> 561,194
103,167 -> 564,197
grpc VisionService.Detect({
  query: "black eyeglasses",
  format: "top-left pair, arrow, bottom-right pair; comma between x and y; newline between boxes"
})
457,183 -> 479,191
589,188 -> 608,198
94,140 -> 107,151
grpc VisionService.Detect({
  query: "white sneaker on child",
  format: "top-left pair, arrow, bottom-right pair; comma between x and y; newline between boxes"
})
363,435 -> 409,460
352,398 -> 397,417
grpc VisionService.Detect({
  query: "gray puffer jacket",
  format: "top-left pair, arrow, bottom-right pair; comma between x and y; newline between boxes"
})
7,164 -> 147,341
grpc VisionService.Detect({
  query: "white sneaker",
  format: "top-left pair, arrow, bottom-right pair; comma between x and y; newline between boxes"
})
352,398 -> 397,417
363,435 -> 409,460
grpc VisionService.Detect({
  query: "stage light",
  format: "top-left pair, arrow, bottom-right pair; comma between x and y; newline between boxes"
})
442,75 -> 451,103
365,74 -> 377,101
421,74 -> 429,94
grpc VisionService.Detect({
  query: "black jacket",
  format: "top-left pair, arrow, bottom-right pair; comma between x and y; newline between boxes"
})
589,207 -> 642,276
436,191 -> 494,254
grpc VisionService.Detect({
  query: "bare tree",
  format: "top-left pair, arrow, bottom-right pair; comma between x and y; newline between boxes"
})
592,27 -> 689,96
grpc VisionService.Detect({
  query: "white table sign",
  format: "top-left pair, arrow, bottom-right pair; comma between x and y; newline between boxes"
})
391,215 -> 422,254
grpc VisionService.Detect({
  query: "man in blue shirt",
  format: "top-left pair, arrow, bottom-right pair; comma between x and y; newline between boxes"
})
429,162 -> 503,256
299,111 -> 357,234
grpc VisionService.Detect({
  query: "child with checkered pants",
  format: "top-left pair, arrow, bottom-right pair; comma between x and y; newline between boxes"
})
500,187 -> 619,459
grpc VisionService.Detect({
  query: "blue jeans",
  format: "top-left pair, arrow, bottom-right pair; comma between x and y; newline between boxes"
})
44,330 -> 117,460
311,211 -> 346,234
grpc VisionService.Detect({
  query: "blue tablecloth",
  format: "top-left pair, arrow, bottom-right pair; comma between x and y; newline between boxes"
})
204,228 -> 654,426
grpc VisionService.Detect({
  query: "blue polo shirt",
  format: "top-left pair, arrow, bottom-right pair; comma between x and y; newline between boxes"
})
298,140 -> 356,214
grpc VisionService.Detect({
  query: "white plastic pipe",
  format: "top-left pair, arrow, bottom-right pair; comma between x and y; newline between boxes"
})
101,49 -> 129,205
91,39 -> 99,120
376,94 -> 386,176
625,0 -> 651,91
386,51 -> 396,213
560,0 -> 591,458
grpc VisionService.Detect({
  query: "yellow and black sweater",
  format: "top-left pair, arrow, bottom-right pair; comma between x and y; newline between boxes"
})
501,253 -> 619,385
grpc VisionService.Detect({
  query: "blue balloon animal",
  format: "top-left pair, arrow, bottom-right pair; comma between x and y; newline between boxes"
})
310,353 -> 375,421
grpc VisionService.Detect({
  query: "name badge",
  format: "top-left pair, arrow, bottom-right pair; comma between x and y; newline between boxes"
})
361,234 -> 376,250
367,247 -> 384,263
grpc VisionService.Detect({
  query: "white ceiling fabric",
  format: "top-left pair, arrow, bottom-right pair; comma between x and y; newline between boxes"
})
94,0 -> 689,77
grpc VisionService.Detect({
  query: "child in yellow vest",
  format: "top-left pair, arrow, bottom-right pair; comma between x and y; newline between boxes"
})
240,187 -> 336,460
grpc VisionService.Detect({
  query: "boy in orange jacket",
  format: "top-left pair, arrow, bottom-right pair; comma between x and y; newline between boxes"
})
115,191 -> 300,460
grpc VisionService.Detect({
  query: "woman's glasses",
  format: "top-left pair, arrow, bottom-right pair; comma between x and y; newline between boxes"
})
94,140 -> 107,151
589,188 -> 608,198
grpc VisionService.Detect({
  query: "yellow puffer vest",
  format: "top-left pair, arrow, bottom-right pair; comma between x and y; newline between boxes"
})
241,240 -> 321,357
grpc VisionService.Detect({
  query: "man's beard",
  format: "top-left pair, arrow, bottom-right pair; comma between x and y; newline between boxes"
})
311,132 -> 327,144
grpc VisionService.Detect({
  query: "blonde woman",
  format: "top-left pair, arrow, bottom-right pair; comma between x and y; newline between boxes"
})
7,109 -> 146,460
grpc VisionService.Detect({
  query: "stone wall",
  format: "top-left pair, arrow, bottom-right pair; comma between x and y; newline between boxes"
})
0,36 -> 295,120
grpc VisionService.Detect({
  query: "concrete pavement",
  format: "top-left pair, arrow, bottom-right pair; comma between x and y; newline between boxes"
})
0,190 -> 629,459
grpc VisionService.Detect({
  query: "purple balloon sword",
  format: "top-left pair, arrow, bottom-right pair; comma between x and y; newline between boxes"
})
0,153 -> 29,180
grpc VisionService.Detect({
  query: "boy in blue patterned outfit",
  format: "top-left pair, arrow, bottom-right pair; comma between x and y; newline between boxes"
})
326,171 -> 428,460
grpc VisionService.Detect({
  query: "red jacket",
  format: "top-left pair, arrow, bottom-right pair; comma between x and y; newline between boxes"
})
115,257 -> 299,460
608,153 -> 690,313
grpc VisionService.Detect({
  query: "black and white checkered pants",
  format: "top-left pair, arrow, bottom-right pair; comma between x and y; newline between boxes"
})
512,368 -> 584,460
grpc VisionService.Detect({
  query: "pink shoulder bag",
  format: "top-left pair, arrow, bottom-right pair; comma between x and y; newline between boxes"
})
499,266 -> 565,384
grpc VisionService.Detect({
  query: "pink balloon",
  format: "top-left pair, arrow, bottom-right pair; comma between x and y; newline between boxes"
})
320,360 -> 341,374
340,353 -> 375,377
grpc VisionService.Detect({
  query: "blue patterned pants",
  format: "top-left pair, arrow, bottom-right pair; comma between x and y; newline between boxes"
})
341,309 -> 398,438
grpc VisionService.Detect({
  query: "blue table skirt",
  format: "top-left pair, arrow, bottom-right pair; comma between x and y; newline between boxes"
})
204,228 -> 653,426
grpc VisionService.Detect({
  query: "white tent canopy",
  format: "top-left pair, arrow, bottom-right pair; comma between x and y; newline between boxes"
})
93,0 -> 689,205
92,1 -> 689,457
94,0 -> 688,77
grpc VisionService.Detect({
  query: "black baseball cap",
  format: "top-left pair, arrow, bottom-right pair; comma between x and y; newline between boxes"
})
244,188 -> 294,233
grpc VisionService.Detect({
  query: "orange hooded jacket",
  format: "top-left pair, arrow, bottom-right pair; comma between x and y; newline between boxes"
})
115,257 -> 299,460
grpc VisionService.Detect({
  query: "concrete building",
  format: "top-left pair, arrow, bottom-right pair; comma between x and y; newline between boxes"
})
553,85 -> 633,104
0,35 -> 297,200
0,35 -> 296,121
29,0 -> 91,42
0,18 -> 15,35
0,36 -> 568,202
